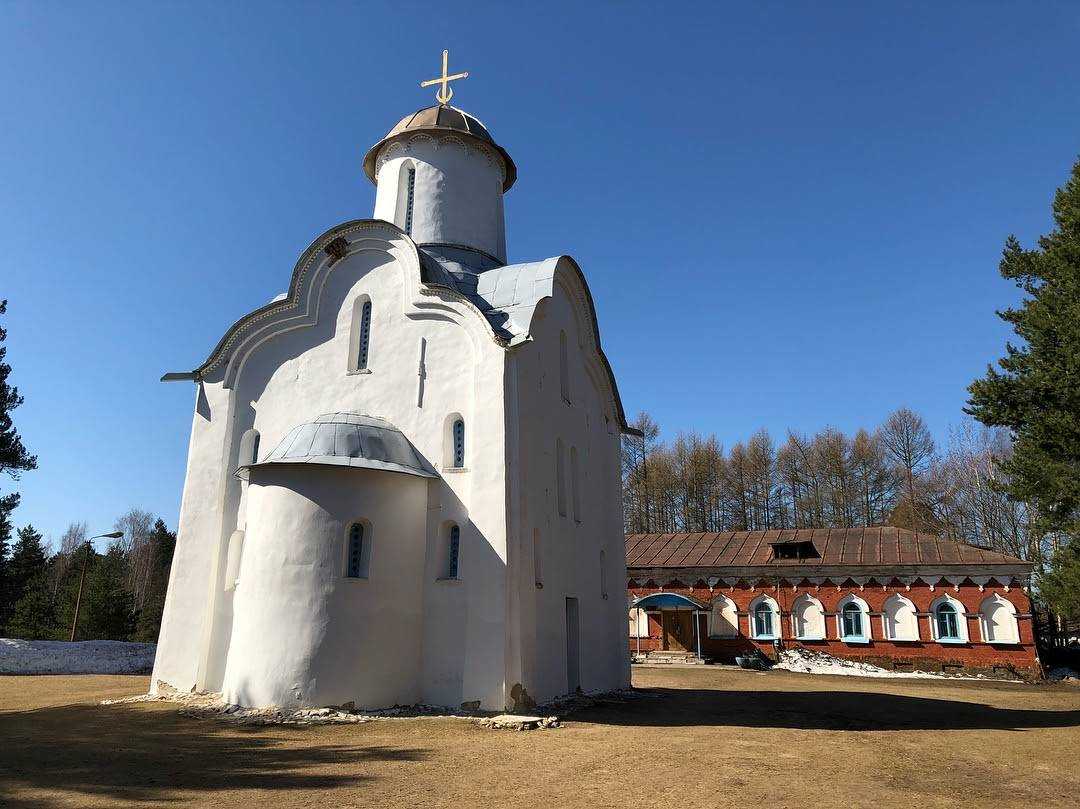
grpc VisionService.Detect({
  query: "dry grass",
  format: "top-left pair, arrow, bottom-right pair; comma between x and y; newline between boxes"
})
2,666 -> 1078,808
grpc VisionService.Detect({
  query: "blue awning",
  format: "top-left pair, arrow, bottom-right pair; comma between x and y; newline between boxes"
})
632,592 -> 706,610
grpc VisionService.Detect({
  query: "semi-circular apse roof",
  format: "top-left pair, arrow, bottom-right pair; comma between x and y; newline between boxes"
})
238,412 -> 436,479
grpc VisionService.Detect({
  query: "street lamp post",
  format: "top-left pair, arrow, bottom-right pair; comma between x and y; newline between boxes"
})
69,531 -> 124,642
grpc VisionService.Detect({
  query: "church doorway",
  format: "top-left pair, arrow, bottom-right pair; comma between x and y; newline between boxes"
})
661,609 -> 692,652
565,597 -> 580,693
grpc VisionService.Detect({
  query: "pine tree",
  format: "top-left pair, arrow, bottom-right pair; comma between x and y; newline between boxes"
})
7,572 -> 57,639
967,157 -> 1080,535
1,524 -> 46,634
0,504 -> 11,633
83,545 -> 135,641
133,519 -> 176,642
966,156 -> 1080,619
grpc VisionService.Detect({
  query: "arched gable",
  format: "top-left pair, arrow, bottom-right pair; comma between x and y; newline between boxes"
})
163,219 -> 498,388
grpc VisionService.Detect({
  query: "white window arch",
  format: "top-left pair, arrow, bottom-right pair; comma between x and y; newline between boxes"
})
748,594 -> 780,640
452,418 -> 465,468
344,521 -> 371,579
555,438 -> 567,516
628,607 -> 649,638
836,594 -> 871,642
979,594 -> 1020,644
708,595 -> 739,638
791,593 -> 826,640
882,593 -> 920,641
930,594 -> 969,643
395,161 -> 417,236
559,330 -> 570,403
349,295 -> 373,372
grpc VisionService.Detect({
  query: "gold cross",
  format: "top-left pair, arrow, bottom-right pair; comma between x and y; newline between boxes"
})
420,49 -> 469,105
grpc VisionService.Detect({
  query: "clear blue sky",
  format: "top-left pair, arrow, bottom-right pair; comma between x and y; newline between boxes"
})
2,2 -> 1078,545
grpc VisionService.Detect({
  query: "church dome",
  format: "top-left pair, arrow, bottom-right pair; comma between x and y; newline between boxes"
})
363,104 -> 517,191
239,413 -> 436,479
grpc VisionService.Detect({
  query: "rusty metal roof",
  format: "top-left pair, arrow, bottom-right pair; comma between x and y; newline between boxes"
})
625,528 -> 1030,569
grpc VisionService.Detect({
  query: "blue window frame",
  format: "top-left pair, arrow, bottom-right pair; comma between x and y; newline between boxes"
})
936,602 -> 960,640
753,602 -> 774,639
452,419 -> 465,468
357,300 -> 372,369
447,524 -> 460,579
404,168 -> 415,236
841,602 -> 864,639
346,523 -> 365,578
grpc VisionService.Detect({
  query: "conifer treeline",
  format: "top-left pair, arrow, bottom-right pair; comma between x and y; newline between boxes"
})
622,407 -> 1046,563
0,509 -> 175,642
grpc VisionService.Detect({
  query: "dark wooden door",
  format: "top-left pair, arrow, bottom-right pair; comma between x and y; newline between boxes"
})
662,611 -> 690,651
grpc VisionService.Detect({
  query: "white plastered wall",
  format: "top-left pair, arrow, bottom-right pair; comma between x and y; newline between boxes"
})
507,270 -> 630,705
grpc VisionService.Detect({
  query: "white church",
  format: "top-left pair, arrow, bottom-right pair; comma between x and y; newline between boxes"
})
152,54 -> 636,711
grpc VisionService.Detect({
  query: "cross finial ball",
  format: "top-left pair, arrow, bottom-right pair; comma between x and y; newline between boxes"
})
420,49 -> 469,105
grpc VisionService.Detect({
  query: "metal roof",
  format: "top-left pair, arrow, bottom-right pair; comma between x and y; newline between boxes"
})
362,104 -> 517,191
625,528 -> 1031,570
238,412 -> 436,479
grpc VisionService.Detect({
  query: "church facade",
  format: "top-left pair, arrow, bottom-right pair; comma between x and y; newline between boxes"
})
627,528 -> 1040,678
152,84 -> 635,710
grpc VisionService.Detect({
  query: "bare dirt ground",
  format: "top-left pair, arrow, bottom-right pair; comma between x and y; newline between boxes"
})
2,665 -> 1078,809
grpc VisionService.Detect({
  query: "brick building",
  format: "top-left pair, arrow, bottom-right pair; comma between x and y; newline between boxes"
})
626,528 -> 1040,678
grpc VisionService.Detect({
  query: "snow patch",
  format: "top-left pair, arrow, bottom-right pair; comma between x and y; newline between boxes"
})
0,638 -> 156,675
773,647 -> 1014,682
1047,666 -> 1080,682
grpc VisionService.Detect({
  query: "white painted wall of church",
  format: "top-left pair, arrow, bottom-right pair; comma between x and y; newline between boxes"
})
154,244 -> 514,708
508,277 -> 631,705
221,466 -> 428,708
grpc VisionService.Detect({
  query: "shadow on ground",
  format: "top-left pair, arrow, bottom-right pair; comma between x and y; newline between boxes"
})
0,701 -> 427,808
577,687 -> 1080,732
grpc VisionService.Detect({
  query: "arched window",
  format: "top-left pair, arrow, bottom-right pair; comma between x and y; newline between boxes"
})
350,296 -> 373,372
357,300 -> 372,369
882,594 -> 920,641
749,596 -> 779,640
533,527 -> 543,586
708,595 -> 739,638
556,438 -> 567,516
791,594 -> 826,640
842,603 -> 863,638
930,596 -> 968,642
628,607 -> 649,638
570,446 -> 581,522
452,418 -> 465,468
559,330 -> 570,403
979,594 -> 1019,644
444,523 -> 460,579
403,166 -> 416,236
837,594 -> 871,642
345,522 -> 369,579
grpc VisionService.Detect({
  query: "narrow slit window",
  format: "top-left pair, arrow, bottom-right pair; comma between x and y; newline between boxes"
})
533,527 -> 542,586
346,523 -> 366,579
600,549 -> 607,598
446,524 -> 460,579
357,300 -> 372,370
559,330 -> 570,403
556,439 -> 567,516
570,446 -> 581,522
452,419 -> 465,468
404,167 -> 415,236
